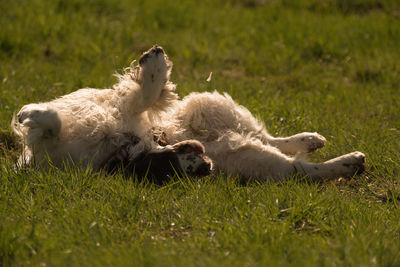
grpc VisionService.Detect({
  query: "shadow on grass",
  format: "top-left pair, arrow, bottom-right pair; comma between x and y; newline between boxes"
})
3,128 -> 394,207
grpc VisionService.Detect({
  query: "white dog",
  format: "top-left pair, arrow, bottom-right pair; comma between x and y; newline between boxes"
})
13,46 -> 365,182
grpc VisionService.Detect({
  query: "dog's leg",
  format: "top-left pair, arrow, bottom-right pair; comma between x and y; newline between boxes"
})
138,46 -> 171,106
116,46 -> 176,115
266,132 -> 326,155
13,103 -> 62,167
294,151 -> 365,179
205,132 -> 364,181
205,133 -> 298,181
14,103 -> 61,145
175,92 -> 326,155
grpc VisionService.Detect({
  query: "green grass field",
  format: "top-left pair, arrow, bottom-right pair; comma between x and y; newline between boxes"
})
1,0 -> 400,265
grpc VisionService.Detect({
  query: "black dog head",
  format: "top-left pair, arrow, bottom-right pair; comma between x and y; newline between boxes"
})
172,140 -> 213,177
122,140 -> 213,184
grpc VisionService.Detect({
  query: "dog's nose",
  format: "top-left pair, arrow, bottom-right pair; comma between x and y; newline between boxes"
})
197,162 -> 212,176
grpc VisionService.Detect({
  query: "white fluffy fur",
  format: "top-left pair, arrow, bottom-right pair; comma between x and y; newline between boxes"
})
13,46 -> 365,181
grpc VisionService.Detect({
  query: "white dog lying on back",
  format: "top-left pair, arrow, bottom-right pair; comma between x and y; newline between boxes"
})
13,46 -> 365,182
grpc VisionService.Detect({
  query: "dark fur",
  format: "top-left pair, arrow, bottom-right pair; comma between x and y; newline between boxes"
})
104,138 -> 212,184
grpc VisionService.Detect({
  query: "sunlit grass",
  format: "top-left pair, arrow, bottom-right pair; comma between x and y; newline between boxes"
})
1,0 -> 400,265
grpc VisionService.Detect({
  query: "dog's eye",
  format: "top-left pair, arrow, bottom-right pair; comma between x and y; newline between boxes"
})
186,165 -> 194,174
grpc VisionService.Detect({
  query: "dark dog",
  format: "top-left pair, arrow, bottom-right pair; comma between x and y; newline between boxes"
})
104,139 -> 212,184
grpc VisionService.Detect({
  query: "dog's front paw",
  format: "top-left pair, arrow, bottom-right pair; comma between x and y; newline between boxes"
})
326,151 -> 366,177
17,104 -> 61,138
139,45 -> 171,82
139,45 -> 166,65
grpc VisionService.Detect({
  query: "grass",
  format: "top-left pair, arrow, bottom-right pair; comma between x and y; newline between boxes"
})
1,0 -> 400,265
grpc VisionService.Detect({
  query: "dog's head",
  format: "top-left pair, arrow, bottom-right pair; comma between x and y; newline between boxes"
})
128,140 -> 213,184
172,140 -> 213,177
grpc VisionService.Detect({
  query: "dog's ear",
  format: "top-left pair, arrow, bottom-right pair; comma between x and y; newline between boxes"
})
172,140 -> 205,155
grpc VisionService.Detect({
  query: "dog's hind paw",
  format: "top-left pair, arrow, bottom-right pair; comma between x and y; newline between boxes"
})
277,132 -> 326,155
297,132 -> 326,153
325,151 -> 366,177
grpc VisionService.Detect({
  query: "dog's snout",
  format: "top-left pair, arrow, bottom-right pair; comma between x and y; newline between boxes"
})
197,161 -> 212,176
